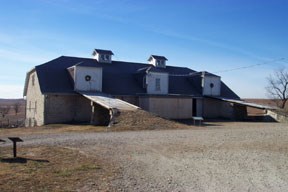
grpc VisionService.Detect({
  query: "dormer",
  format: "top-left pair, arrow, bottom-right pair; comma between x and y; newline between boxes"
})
148,55 -> 167,68
67,62 -> 103,92
201,71 -> 221,96
92,49 -> 114,63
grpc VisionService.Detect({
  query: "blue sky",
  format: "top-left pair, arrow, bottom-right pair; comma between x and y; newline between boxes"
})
0,0 -> 287,98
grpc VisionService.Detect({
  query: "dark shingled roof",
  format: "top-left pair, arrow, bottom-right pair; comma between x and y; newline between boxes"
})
30,56 -> 240,99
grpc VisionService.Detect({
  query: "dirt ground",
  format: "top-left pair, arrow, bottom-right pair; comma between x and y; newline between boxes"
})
1,121 -> 288,191
112,109 -> 193,131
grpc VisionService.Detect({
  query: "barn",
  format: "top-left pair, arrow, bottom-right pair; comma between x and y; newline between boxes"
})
23,48 -> 245,127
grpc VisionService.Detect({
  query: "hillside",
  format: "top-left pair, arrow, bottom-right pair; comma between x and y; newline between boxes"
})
0,98 -> 25,106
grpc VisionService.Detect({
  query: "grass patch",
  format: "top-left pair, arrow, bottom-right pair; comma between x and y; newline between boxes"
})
53,164 -> 101,177
0,146 -> 118,192
0,124 -> 108,137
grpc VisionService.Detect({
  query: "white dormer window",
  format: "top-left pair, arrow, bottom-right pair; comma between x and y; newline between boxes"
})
145,72 -> 168,94
100,54 -> 110,61
156,60 -> 161,66
155,59 -> 165,68
155,78 -> 161,91
158,60 -> 165,67
100,54 -> 105,61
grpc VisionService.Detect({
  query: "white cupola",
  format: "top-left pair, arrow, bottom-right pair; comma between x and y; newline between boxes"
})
92,49 -> 114,63
148,55 -> 168,68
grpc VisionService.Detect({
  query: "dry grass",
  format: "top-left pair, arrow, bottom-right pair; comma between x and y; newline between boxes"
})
0,146 -> 118,192
0,122 -> 122,191
0,124 -> 108,137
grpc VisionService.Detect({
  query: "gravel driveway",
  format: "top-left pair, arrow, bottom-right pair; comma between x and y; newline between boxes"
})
2,122 -> 288,192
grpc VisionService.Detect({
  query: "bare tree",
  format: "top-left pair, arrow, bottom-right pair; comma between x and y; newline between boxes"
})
13,101 -> 22,115
266,67 -> 288,109
0,106 -> 10,118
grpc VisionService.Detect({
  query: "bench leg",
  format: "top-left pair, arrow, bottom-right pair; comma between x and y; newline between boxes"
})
13,141 -> 17,158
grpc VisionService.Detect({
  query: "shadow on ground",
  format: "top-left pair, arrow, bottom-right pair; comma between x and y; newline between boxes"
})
0,157 -> 49,164
174,119 -> 223,127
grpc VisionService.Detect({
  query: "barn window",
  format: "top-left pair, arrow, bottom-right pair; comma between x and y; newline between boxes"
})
155,78 -> 161,91
143,76 -> 147,88
100,54 -> 110,61
32,74 -> 35,86
85,75 -> 91,81
104,55 -> 110,61
210,83 -> 214,88
156,60 -> 164,67
156,60 -> 161,66
35,101 -> 37,113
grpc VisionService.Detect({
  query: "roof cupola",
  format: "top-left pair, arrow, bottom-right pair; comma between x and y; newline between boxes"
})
148,55 -> 167,68
92,49 -> 114,63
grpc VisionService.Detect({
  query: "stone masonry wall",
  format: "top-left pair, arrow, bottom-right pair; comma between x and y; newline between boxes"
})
202,98 -> 234,119
45,94 -> 91,124
25,71 -> 45,127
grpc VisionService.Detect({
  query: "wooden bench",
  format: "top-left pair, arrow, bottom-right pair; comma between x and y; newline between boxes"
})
192,116 -> 204,126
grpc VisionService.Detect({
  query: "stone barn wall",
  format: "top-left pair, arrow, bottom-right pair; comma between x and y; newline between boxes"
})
139,96 -> 196,119
202,98 -> 234,119
25,71 -> 45,127
44,94 -> 91,124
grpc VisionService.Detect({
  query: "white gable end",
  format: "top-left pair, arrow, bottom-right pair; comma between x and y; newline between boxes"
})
74,66 -> 103,92
146,72 -> 169,94
202,74 -> 221,96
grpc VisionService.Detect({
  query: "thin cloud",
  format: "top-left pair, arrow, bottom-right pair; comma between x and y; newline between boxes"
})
38,0 -> 139,18
0,33 -> 14,44
0,75 -> 23,82
0,49 -> 51,64
148,28 -> 271,61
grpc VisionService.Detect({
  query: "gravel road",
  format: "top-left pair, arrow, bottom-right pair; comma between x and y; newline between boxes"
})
2,122 -> 288,192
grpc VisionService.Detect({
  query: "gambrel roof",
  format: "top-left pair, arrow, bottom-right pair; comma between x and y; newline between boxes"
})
23,56 -> 240,99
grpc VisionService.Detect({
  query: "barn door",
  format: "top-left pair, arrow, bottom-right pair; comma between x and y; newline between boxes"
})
192,98 -> 197,116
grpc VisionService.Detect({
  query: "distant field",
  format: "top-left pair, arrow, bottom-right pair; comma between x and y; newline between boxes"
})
0,99 -> 25,128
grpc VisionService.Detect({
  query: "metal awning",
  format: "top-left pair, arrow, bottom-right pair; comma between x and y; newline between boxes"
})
207,96 -> 278,110
78,91 -> 139,111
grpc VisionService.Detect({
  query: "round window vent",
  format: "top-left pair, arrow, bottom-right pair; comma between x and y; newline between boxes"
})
210,83 -> 214,88
85,75 -> 91,81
